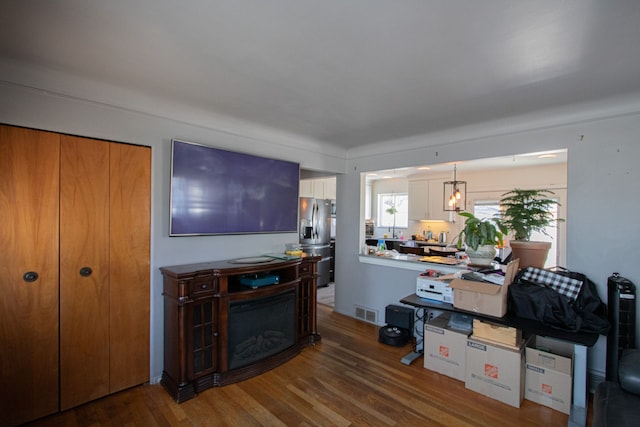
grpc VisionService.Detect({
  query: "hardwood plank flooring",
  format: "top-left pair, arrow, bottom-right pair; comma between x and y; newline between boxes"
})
317,282 -> 335,307
26,304 -> 590,426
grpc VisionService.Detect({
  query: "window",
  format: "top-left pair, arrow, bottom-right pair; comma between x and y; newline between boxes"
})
378,193 -> 408,228
473,200 -> 500,221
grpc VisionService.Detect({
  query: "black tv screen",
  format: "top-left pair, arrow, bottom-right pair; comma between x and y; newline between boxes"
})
170,139 -> 300,236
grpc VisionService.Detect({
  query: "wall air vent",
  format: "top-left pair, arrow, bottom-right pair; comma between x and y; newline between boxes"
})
355,305 -> 378,324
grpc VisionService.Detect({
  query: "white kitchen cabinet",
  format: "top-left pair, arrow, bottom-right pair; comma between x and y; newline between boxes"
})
408,179 -> 429,220
323,177 -> 336,199
299,180 -> 314,198
428,180 -> 449,221
408,178 -> 449,221
300,177 -> 336,200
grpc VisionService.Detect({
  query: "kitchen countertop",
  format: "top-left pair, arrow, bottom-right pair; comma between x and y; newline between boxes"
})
358,252 -> 468,274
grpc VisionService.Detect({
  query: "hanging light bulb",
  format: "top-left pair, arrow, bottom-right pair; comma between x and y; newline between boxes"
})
443,164 -> 467,212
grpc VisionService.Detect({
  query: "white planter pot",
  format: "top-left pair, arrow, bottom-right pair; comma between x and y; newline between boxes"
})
465,244 -> 496,266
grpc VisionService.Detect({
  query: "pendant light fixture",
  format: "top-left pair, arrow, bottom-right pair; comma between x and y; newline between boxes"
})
443,164 -> 466,212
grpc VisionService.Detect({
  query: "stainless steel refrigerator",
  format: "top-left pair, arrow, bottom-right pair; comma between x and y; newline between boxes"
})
299,197 -> 332,287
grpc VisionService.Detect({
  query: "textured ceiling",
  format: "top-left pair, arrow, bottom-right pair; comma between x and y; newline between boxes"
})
2,1 -> 640,150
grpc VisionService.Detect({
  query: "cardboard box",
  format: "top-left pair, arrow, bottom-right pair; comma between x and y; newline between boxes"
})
472,319 -> 522,347
525,336 -> 574,415
424,315 -> 470,381
449,260 -> 519,317
465,336 -> 526,408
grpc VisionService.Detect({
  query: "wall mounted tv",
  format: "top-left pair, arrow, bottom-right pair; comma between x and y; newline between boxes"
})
170,139 -> 300,236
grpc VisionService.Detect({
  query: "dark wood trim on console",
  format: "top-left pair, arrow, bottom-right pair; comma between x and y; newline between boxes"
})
160,255 -> 320,402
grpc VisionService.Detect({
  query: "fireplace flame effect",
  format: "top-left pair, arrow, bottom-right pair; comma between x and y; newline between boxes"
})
233,330 -> 289,361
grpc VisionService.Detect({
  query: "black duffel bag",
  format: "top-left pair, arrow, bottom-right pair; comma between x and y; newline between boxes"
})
508,267 -> 610,334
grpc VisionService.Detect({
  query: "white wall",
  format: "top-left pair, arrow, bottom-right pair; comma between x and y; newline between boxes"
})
335,112 -> 640,381
0,82 -> 346,383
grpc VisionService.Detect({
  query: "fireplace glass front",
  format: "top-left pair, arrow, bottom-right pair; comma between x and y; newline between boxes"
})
228,288 -> 296,370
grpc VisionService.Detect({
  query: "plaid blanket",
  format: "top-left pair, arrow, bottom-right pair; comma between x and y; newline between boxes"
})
520,267 -> 583,301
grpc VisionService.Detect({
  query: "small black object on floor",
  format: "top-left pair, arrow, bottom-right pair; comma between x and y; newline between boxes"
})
379,326 -> 410,346
379,304 -> 414,347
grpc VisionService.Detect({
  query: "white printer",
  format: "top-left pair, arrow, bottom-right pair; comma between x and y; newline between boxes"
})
416,275 -> 453,303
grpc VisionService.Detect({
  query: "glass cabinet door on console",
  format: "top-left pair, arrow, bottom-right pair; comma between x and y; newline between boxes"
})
298,258 -> 320,344
190,300 -> 218,380
161,271 -> 219,402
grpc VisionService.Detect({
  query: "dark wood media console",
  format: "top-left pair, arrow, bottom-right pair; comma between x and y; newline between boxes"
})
160,255 -> 320,402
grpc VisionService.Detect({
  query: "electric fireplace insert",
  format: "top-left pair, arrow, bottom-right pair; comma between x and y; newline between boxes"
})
227,288 -> 296,370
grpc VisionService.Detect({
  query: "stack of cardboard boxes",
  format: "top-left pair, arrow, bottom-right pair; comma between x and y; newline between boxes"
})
422,260 -> 574,414
423,313 -> 471,382
465,333 -> 526,408
524,336 -> 574,414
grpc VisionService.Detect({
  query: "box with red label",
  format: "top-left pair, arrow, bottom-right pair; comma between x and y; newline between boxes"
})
525,336 -> 574,415
423,314 -> 470,381
465,335 -> 526,408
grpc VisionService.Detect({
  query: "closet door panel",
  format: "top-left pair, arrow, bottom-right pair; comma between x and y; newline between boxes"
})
109,143 -> 151,392
59,135 -> 110,410
0,125 -> 60,426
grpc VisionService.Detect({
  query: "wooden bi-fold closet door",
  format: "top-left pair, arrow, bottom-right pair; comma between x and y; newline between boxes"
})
108,140 -> 151,394
59,135 -> 151,410
0,124 -> 150,424
0,125 -> 61,427
59,135 -> 111,410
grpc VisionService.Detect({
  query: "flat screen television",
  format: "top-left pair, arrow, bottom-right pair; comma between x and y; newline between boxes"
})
170,139 -> 300,236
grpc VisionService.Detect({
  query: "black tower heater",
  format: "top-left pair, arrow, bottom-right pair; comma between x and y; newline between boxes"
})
606,272 -> 636,380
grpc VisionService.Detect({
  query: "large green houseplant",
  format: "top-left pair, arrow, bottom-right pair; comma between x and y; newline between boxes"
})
498,188 -> 564,268
456,212 -> 506,266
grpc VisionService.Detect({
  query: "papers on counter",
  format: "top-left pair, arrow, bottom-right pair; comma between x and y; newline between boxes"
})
418,256 -> 465,265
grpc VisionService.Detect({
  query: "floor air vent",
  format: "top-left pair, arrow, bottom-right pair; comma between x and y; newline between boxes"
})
355,305 -> 378,324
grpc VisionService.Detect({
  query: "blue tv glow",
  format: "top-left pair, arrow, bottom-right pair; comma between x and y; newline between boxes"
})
170,139 -> 300,236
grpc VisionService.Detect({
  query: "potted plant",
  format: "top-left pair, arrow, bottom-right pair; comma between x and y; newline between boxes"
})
498,188 -> 564,269
455,211 -> 506,266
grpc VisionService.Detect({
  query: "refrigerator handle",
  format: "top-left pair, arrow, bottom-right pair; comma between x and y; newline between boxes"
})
311,201 -> 316,239
314,202 -> 319,239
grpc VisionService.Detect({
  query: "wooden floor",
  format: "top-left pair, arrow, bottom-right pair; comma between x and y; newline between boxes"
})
26,304 -> 591,426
